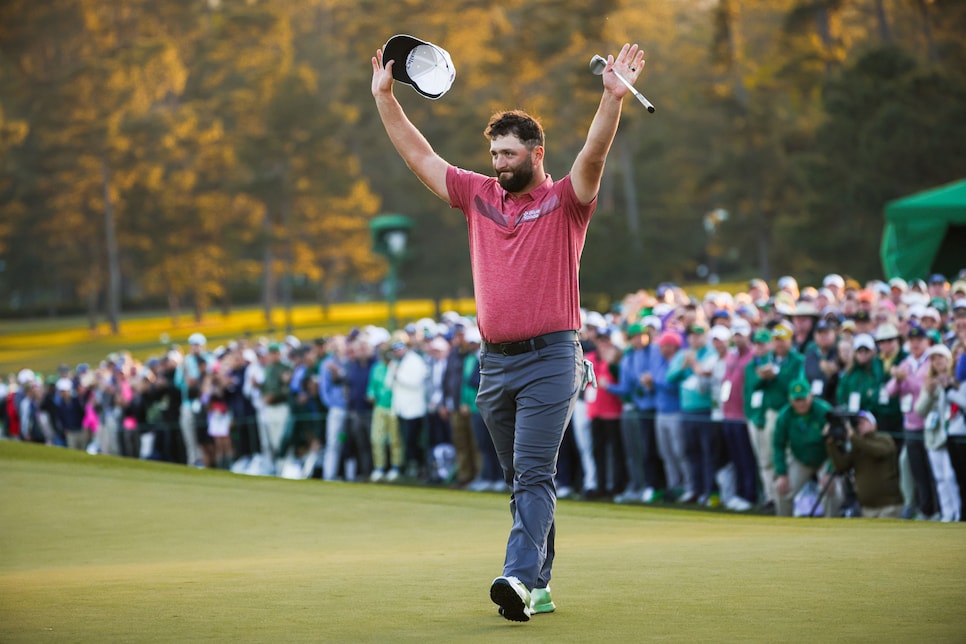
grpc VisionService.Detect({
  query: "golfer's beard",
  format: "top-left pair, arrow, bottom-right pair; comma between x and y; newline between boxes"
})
497,160 -> 533,193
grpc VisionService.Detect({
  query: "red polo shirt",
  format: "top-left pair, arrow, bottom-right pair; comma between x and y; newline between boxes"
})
446,166 -> 595,343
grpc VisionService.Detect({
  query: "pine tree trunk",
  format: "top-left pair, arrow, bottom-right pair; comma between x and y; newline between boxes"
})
261,209 -> 275,327
101,156 -> 121,335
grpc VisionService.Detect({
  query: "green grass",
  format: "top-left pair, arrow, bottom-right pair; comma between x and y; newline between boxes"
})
1,441 -> 965,643
0,299 -> 476,376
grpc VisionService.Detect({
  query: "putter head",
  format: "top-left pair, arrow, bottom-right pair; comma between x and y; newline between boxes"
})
589,54 -> 607,75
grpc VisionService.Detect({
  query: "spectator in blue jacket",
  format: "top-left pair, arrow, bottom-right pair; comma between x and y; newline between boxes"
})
53,377 -> 84,450
651,330 -> 685,502
319,335 -> 349,481
344,336 -> 376,481
607,321 -> 660,503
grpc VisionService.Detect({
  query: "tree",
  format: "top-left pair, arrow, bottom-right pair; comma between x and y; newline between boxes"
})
798,45 -> 966,279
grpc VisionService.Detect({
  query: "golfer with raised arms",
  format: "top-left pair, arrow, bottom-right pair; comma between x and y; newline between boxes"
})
371,41 -> 647,623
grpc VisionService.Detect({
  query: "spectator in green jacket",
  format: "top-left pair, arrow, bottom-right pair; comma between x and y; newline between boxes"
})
744,322 -> 805,509
260,343 -> 292,467
773,378 -> 836,517
836,334 -> 884,414
461,328 -> 503,492
368,345 -> 402,482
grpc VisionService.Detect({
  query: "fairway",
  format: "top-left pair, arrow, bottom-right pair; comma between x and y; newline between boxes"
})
1,442 -> 964,643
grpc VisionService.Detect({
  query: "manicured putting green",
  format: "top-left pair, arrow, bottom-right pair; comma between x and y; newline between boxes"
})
1,441 -> 964,642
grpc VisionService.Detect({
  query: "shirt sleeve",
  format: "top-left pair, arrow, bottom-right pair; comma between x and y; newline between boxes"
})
446,166 -> 486,214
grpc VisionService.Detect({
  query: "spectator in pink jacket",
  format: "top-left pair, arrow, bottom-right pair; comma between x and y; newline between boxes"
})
584,331 -> 626,499
717,319 -> 758,510
885,324 -> 938,519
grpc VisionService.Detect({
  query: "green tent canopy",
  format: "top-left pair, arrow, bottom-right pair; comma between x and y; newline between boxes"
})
881,179 -> 966,280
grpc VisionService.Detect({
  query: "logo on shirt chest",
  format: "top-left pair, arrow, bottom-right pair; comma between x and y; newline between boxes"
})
473,194 -> 561,228
520,209 -> 542,221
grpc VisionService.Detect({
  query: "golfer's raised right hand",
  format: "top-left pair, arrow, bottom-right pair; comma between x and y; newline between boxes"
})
372,49 -> 394,98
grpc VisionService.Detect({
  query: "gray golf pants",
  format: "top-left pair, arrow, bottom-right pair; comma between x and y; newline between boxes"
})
477,339 -> 583,591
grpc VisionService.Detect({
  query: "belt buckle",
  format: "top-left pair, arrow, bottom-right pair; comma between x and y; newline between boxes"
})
500,342 -> 513,356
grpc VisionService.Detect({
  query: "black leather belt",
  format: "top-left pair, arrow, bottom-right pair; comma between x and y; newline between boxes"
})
483,330 -> 578,356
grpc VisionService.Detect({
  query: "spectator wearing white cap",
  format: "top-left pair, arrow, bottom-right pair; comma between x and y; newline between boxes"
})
823,274 -> 845,302
777,275 -> 799,301
425,335 -> 454,483
885,324 -> 939,519
174,333 -> 209,467
19,379 -> 47,444
825,411 -> 904,518
791,301 -> 820,355
53,377 -> 85,451
385,334 -> 430,479
888,277 -> 908,308
914,343 -> 962,521
566,321 -> 599,498
950,279 -> 966,306
873,323 -> 908,455
836,334 -> 883,415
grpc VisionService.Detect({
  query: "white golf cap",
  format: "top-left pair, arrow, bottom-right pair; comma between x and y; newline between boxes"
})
921,307 -> 941,322
823,274 -> 845,288
368,327 -> 392,348
584,311 -> 607,330
464,326 -> 482,344
925,344 -> 952,361
889,277 -> 908,290
709,325 -> 733,343
874,323 -> 900,341
56,377 -> 73,392
641,315 -> 663,331
856,410 -> 877,428
853,334 -> 876,352
731,318 -> 752,336
383,35 -> 456,99
778,275 -> 798,289
188,332 -> 206,346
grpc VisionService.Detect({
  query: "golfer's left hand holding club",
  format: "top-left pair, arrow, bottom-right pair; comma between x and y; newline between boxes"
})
593,44 -> 654,112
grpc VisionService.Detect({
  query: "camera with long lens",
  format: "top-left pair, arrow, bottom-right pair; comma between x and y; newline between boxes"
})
825,407 -> 857,447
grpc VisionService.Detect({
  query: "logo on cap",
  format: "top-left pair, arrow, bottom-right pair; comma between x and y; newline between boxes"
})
789,379 -> 811,400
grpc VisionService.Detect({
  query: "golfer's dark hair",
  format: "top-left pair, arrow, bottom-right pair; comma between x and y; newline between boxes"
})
484,110 -> 544,150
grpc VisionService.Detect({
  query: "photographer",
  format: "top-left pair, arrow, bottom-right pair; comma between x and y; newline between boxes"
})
825,411 -> 904,518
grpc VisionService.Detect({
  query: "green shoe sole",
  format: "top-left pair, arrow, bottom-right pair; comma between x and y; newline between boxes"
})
530,588 -> 556,614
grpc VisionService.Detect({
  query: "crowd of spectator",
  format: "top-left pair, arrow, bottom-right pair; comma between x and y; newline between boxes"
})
3,270 -> 966,521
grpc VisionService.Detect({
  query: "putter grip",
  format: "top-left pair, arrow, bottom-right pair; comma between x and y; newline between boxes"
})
634,91 -> 656,113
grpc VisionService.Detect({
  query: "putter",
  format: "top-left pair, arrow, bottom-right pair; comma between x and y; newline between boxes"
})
589,54 -> 655,113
